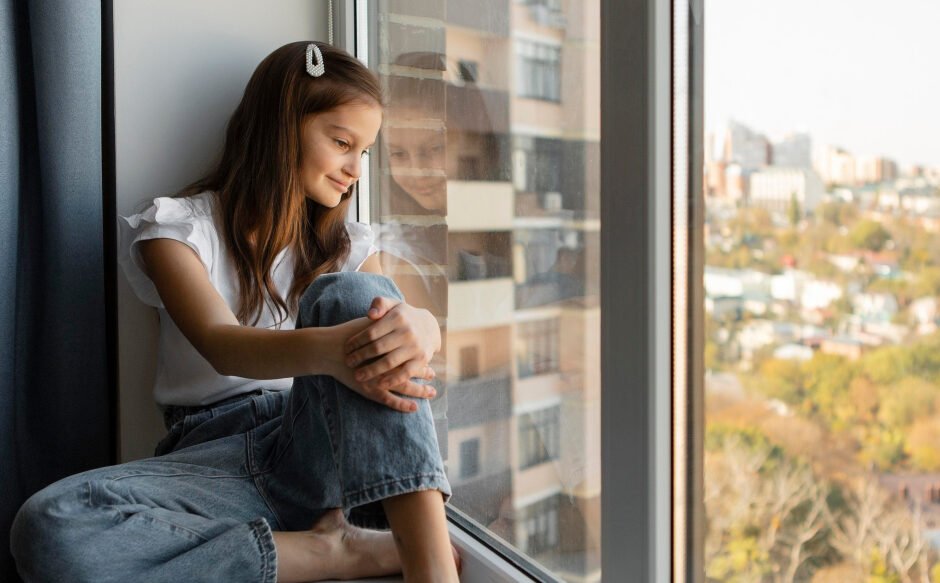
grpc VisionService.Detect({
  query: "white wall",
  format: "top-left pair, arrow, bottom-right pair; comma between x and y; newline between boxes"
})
115,0 -> 328,461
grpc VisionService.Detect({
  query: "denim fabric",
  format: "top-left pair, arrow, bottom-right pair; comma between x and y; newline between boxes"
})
10,272 -> 450,583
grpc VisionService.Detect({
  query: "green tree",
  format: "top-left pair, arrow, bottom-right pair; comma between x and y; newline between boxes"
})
816,200 -> 859,228
754,358 -> 805,405
803,353 -> 856,431
789,192 -> 802,227
877,376 -> 938,429
914,266 -> 940,297
848,220 -> 891,252
906,416 -> 940,471
860,346 -> 914,386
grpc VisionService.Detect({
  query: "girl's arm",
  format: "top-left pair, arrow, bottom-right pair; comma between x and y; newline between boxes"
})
137,238 -> 434,413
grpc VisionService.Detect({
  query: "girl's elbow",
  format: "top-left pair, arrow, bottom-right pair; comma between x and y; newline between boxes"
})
208,355 -> 237,377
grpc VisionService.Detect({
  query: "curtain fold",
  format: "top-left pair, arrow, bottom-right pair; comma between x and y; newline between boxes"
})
1,1 -> 113,580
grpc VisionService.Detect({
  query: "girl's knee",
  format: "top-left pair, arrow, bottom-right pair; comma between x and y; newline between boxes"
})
11,483 -> 88,579
298,271 -> 403,328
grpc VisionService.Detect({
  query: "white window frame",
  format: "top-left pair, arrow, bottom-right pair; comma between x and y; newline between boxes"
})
335,0 -> 704,580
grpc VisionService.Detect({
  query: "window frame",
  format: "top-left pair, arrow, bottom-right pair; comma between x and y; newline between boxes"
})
599,0 -> 674,579
340,0 -> 704,580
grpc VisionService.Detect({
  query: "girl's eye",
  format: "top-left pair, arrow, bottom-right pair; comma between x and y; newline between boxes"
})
334,139 -> 349,150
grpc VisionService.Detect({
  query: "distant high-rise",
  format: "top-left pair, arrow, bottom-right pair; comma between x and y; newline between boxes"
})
773,132 -> 812,169
722,120 -> 771,172
857,155 -> 899,184
817,145 -> 857,186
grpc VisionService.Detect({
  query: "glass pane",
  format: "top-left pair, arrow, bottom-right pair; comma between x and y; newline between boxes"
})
368,1 -> 601,579
703,2 -> 940,581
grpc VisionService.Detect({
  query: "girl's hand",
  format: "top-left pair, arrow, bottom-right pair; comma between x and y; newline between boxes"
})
343,297 -> 442,393
325,317 -> 437,413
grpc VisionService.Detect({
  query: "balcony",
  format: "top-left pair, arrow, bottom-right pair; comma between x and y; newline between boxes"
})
447,180 -> 514,232
445,0 -> 510,35
447,371 -> 512,429
448,277 -> 515,330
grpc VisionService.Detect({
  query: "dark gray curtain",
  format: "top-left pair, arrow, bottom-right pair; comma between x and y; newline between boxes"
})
1,1 -> 113,580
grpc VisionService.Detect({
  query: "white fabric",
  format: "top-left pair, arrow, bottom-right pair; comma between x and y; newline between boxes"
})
118,191 -> 377,406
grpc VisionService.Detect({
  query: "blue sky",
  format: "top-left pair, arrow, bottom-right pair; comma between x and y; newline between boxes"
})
705,0 -> 940,167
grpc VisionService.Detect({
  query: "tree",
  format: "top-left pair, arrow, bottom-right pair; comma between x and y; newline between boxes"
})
802,353 -> 856,431
816,200 -> 858,228
877,377 -> 938,430
914,266 -> 940,298
849,220 -> 892,252
705,431 -> 832,583
755,358 -> 806,405
824,479 -> 892,581
789,193 -> 802,228
825,478 -> 935,583
905,415 -> 940,471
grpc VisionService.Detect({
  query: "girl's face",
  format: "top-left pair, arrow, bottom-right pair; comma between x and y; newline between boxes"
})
385,107 -> 447,212
300,102 -> 383,208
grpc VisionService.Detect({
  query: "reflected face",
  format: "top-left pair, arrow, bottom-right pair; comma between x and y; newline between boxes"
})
300,102 -> 383,207
385,120 -> 447,212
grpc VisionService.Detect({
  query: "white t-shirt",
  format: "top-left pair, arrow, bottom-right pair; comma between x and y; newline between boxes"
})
118,191 -> 377,407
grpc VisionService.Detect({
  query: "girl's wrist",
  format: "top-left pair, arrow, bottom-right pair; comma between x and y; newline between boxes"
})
303,326 -> 343,377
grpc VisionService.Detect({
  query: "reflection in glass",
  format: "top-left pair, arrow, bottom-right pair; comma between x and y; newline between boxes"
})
371,1 -> 600,579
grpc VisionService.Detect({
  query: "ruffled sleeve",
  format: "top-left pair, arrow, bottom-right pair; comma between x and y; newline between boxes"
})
344,221 -> 378,271
118,194 -> 217,308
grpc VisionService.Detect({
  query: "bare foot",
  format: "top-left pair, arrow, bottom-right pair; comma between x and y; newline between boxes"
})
272,509 -> 397,582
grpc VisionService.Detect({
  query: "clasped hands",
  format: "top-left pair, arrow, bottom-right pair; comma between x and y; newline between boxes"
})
326,297 -> 441,413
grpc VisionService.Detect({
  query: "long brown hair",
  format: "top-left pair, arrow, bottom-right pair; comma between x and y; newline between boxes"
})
181,41 -> 382,326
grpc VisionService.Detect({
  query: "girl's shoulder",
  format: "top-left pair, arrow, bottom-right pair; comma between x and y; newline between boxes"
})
118,191 -> 220,308
342,221 -> 378,272
123,191 -> 217,229
344,220 -> 374,241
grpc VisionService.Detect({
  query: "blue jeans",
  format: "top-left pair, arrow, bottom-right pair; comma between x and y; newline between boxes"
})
10,272 -> 450,583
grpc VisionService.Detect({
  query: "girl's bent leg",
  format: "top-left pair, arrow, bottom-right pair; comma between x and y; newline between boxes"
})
383,490 -> 460,583
10,435 -> 278,583
253,271 -> 451,531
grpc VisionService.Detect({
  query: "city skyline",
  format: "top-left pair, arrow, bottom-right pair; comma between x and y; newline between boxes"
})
705,0 -> 940,168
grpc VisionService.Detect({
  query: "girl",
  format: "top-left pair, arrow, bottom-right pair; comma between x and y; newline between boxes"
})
11,41 -> 459,583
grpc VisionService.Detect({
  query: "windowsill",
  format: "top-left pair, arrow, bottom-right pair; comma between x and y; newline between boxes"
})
320,521 -> 534,582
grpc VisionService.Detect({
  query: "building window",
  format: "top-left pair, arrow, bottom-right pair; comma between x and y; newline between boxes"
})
520,494 -> 560,556
459,438 -> 481,479
518,404 -> 560,469
516,40 -> 561,102
517,318 -> 560,378
459,345 -> 480,380
514,136 -> 563,196
456,59 -> 478,83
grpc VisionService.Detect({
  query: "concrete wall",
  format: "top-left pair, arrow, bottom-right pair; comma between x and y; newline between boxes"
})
114,0 -> 328,461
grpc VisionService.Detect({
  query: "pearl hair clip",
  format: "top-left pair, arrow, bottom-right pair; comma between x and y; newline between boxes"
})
306,43 -> 325,77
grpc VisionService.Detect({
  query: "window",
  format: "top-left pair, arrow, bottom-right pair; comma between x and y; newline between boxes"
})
456,59 -> 478,83
518,404 -> 560,469
459,438 -> 481,479
459,345 -> 480,380
363,0 -> 606,580
513,136 -> 563,199
520,494 -> 560,556
516,318 -> 560,378
516,40 -> 561,102
694,0 -> 940,581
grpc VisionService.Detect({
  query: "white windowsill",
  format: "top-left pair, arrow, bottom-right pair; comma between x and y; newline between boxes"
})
321,521 -> 533,583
